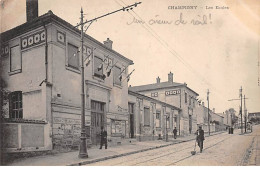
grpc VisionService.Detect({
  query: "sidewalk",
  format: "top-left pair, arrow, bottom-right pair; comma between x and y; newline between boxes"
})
6,131 -> 226,166
246,125 -> 260,166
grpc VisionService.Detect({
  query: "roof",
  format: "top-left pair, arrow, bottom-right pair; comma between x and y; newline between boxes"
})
129,81 -> 199,96
128,89 -> 181,111
0,10 -> 133,65
248,112 -> 260,116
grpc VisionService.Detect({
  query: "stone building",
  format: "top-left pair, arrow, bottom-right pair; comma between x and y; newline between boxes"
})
129,72 -> 199,135
128,90 -> 181,141
0,1 -> 133,152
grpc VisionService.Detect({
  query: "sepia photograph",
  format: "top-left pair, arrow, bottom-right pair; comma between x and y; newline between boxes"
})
0,0 -> 259,166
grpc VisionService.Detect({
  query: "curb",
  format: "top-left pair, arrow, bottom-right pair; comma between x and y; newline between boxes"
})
68,131 -> 226,166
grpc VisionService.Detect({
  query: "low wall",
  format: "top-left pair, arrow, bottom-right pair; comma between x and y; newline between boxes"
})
2,119 -> 52,153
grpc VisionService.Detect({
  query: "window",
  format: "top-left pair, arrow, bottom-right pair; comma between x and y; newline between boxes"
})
10,45 -> 21,72
68,43 -> 79,70
9,91 -> 23,119
113,66 -> 121,86
156,111 -> 161,128
189,96 -> 191,105
94,56 -> 104,79
166,115 -> 170,128
185,92 -> 187,103
128,103 -> 134,114
144,107 -> 150,126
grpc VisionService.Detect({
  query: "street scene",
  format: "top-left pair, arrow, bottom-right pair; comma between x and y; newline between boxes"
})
86,125 -> 260,166
0,0 -> 259,166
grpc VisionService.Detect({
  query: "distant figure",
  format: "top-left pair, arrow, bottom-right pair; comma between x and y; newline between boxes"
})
196,126 -> 205,153
173,127 -> 178,139
99,126 -> 107,149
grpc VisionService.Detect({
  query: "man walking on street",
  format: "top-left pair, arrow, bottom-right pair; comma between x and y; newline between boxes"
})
196,126 -> 205,153
173,127 -> 178,139
99,126 -> 107,149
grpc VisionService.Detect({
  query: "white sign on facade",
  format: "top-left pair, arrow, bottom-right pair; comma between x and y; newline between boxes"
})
165,90 -> 181,96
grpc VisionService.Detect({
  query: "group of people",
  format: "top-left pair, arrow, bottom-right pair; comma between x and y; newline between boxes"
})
99,126 -> 205,153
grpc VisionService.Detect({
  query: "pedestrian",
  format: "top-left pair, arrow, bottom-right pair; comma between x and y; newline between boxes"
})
99,126 -> 107,149
196,126 -> 205,153
173,127 -> 177,139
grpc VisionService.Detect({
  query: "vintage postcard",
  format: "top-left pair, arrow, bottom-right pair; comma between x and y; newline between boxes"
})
0,0 -> 259,166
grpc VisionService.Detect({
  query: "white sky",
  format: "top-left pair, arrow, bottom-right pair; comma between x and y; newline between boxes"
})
1,0 -> 260,114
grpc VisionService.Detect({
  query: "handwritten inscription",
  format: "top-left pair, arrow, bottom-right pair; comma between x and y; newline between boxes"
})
127,13 -> 212,26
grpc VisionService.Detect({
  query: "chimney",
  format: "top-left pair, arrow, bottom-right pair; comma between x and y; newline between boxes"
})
26,0 -> 38,22
168,71 -> 173,83
103,38 -> 113,49
202,102 -> 204,107
213,108 -> 215,113
156,76 -> 160,84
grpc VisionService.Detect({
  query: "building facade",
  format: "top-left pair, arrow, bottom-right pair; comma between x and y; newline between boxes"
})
128,90 -> 181,141
130,72 -> 199,135
0,3 -> 133,152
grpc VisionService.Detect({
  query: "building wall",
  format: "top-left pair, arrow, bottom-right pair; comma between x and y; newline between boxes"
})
1,26 -> 53,152
137,86 -> 198,135
1,27 -> 46,120
47,23 -> 131,148
128,92 -> 179,141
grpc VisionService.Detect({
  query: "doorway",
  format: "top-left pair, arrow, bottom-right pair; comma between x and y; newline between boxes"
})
189,115 -> 192,134
91,100 -> 105,145
128,103 -> 135,138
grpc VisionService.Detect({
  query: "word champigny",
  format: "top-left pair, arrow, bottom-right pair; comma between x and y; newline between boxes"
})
168,6 -> 198,10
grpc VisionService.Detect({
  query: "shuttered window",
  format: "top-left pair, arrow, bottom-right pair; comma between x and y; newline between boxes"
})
10,45 -> 21,72
144,107 -> 150,126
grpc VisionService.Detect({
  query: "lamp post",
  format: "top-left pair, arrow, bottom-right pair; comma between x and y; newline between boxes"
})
78,8 -> 88,158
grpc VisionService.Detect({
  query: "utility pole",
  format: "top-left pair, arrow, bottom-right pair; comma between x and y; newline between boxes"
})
228,88 -> 249,134
240,87 -> 243,134
207,89 -> 210,135
76,2 -> 141,158
244,95 -> 247,133
78,8 -> 88,158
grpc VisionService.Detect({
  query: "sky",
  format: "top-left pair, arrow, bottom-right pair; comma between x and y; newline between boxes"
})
1,0 -> 260,114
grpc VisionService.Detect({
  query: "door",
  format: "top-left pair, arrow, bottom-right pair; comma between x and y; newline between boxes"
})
128,103 -> 135,138
91,112 -> 104,145
130,114 -> 134,138
91,100 -> 105,145
189,115 -> 192,134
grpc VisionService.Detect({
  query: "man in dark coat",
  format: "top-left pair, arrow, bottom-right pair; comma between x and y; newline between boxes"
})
173,127 -> 178,139
99,126 -> 107,149
196,126 -> 205,153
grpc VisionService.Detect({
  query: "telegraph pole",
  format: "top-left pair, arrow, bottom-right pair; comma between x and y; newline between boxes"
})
240,87 -> 243,134
244,95 -> 247,133
207,89 -> 210,135
228,88 -> 249,134
76,2 -> 141,158
78,8 -> 88,158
